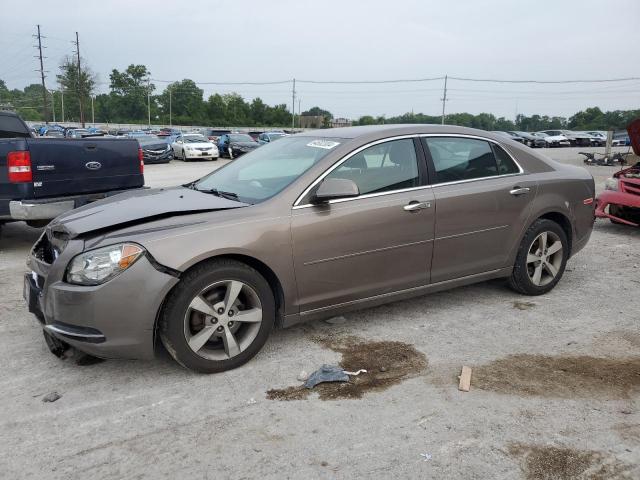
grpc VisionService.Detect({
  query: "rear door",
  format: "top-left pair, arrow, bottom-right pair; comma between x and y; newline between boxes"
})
26,138 -> 143,198
422,135 -> 537,283
291,137 -> 435,313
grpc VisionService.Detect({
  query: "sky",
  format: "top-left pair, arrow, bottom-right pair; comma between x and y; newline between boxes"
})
1,0 -> 639,120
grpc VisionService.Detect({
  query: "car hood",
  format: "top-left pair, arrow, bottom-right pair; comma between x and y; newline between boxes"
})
230,141 -> 259,148
184,142 -> 216,148
141,142 -> 170,150
49,186 -> 248,238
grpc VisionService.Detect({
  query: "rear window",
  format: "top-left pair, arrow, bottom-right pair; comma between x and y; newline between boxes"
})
0,115 -> 30,138
492,144 -> 520,175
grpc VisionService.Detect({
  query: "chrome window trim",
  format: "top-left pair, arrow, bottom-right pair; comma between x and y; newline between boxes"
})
292,133 -> 525,210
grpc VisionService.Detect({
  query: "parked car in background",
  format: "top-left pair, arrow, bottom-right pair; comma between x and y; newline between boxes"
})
613,132 -> 631,146
43,129 -> 65,138
509,131 -> 546,148
217,133 -> 260,158
257,131 -> 287,145
539,130 -> 591,147
137,135 -> 173,164
171,134 -> 219,161
0,111 -> 144,228
199,128 -> 231,142
533,132 -> 571,147
491,131 -> 525,144
583,131 -> 608,146
24,124 -> 595,372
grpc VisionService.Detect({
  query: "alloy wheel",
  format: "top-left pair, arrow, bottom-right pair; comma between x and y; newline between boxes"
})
526,231 -> 563,286
183,280 -> 263,360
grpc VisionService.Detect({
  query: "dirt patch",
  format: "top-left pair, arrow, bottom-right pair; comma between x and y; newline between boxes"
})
267,336 -> 427,401
474,354 -> 640,399
508,443 -> 633,480
513,301 -> 536,310
615,423 -> 640,443
266,386 -> 310,401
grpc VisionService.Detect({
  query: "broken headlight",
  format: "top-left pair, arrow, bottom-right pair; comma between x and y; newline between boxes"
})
66,243 -> 145,285
604,178 -> 619,191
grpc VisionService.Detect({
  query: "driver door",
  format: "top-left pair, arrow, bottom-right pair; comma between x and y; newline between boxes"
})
291,138 -> 435,313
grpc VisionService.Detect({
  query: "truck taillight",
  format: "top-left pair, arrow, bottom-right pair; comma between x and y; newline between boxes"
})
138,147 -> 144,173
7,151 -> 32,183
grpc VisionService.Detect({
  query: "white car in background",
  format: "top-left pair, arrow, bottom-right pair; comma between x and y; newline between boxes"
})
171,134 -> 219,161
532,131 -> 571,147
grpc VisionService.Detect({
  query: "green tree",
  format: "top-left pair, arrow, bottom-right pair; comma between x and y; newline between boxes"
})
109,64 -> 154,123
56,55 -> 95,123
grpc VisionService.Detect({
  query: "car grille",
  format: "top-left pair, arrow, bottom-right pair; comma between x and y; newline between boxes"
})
195,147 -> 211,152
621,180 -> 640,196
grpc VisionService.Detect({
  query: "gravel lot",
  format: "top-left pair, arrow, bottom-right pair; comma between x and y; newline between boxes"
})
1,147 -> 638,479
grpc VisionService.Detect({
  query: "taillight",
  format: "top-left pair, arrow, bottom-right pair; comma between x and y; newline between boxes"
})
138,147 -> 144,173
7,151 -> 32,183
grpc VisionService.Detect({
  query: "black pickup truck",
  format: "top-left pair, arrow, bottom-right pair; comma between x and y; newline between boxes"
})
0,111 -> 144,228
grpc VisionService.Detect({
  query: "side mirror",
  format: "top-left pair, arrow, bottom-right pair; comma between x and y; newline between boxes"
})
311,178 -> 360,204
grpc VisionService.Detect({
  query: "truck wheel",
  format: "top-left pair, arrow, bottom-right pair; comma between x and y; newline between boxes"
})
508,219 -> 569,295
159,259 -> 275,373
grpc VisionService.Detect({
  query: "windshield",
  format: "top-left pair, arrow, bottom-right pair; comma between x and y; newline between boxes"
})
193,136 -> 341,204
183,135 -> 208,143
229,134 -> 255,143
267,133 -> 285,140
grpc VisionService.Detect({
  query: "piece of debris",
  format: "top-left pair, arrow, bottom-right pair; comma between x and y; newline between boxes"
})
567,341 -> 578,346
420,453 -> 432,462
297,370 -> 310,382
620,409 -> 632,415
247,398 -> 257,405
324,316 -> 347,325
458,366 -> 472,392
380,366 -> 387,372
304,364 -> 349,389
42,391 -> 61,403
343,369 -> 367,376
513,301 -> 536,310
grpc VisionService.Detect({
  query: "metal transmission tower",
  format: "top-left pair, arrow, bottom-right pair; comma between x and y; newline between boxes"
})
73,32 -> 85,127
291,78 -> 296,130
34,25 -> 50,123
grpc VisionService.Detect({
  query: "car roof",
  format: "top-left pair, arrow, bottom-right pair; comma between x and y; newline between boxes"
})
294,124 -> 515,142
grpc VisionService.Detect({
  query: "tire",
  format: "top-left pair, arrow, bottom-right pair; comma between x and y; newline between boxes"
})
159,259 -> 275,373
508,219 -> 569,296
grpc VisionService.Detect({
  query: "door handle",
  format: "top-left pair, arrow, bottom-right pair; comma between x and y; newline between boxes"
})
509,187 -> 530,196
403,201 -> 431,212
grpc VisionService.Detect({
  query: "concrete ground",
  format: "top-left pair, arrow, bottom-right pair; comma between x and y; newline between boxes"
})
0,147 -> 638,479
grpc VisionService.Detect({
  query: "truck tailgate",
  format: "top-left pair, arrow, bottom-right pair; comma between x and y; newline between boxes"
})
26,138 -> 143,198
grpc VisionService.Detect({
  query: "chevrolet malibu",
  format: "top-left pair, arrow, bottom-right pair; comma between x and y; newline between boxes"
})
25,125 -> 595,373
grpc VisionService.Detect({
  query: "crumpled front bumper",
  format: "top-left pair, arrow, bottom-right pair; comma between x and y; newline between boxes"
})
595,190 -> 640,226
25,237 -> 179,360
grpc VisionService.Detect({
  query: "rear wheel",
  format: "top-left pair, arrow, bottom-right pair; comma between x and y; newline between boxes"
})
159,259 -> 275,373
508,219 -> 569,295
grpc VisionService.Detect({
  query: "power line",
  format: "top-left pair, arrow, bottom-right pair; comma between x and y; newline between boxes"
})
297,76 -> 446,84
150,78 -> 291,85
448,76 -> 640,84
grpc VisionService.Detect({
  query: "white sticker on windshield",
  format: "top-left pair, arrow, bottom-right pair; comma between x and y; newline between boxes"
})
307,140 -> 340,149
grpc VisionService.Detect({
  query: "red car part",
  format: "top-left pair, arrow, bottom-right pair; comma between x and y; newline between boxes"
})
595,119 -> 640,226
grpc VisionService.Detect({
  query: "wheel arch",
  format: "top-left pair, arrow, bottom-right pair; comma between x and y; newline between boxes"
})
153,253 -> 286,353
537,211 -> 573,255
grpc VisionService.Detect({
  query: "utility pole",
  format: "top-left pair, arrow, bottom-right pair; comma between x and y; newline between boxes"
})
169,85 -> 172,127
34,25 -> 49,123
50,90 -> 56,122
147,77 -> 151,127
91,95 -> 95,125
73,32 -> 85,127
60,87 -> 65,123
440,74 -> 448,125
291,78 -> 296,130
297,98 -> 301,128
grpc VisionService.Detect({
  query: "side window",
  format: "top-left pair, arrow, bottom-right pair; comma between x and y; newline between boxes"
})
424,137 -> 498,183
325,138 -> 419,195
492,144 -> 520,175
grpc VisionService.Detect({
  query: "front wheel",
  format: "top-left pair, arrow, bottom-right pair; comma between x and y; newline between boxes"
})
508,219 -> 569,295
159,259 -> 275,373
